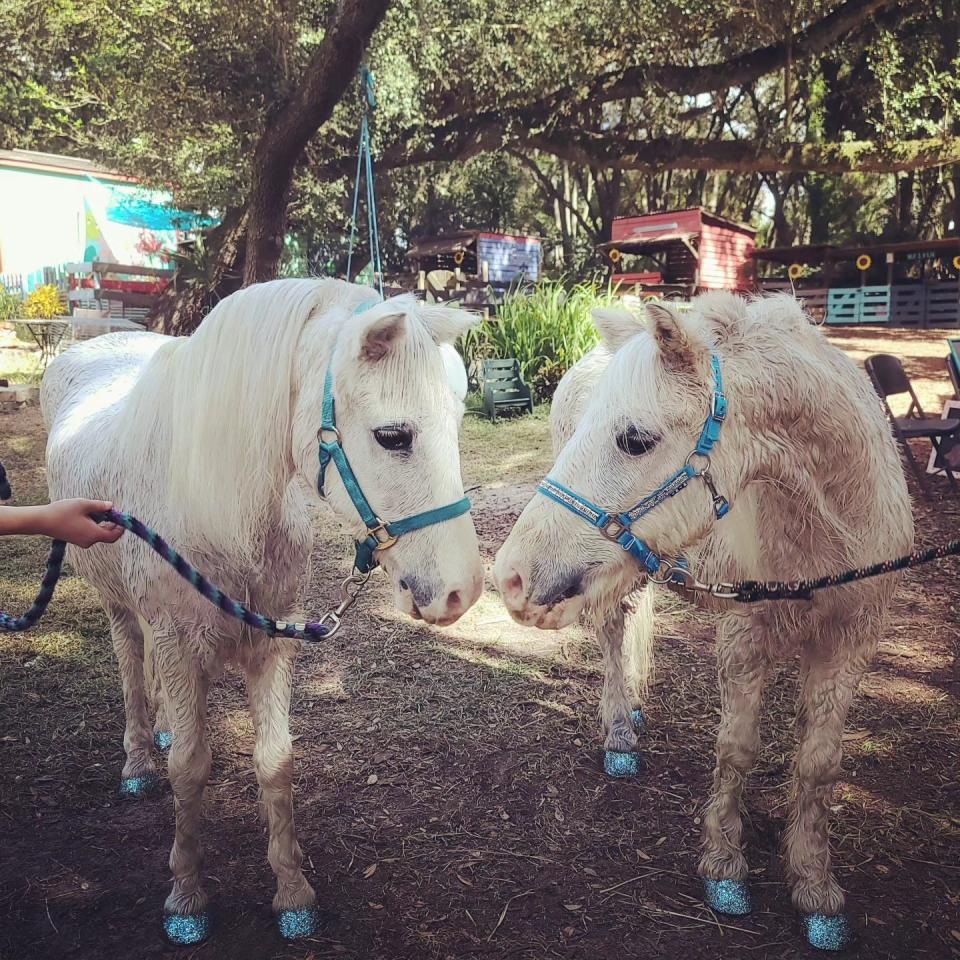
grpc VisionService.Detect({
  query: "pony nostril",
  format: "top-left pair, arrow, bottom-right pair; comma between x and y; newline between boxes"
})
446,590 -> 462,613
504,572 -> 523,596
399,578 -> 410,591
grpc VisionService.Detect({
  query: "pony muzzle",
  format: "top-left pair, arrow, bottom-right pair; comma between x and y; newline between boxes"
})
395,567 -> 483,626
494,554 -> 586,629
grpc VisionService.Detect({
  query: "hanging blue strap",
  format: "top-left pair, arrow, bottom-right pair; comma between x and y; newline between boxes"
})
345,67 -> 383,297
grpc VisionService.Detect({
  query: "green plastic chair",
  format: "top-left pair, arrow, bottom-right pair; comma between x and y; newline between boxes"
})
481,358 -> 534,422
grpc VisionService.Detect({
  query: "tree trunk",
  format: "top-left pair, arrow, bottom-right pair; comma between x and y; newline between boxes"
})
151,210 -> 248,335
150,0 -> 393,334
242,0 -> 393,286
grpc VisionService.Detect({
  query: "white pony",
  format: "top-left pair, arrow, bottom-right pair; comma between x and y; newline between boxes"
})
42,279 -> 484,943
495,293 -> 913,950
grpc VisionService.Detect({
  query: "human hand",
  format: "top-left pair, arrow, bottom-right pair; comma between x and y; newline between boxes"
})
35,499 -> 125,547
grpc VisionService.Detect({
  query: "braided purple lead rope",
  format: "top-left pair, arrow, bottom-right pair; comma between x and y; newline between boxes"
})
1,510 -> 332,641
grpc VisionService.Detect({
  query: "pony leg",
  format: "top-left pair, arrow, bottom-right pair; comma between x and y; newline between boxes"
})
784,639 -> 872,950
621,587 -> 654,726
699,614 -> 770,915
244,644 -> 317,939
105,603 -> 159,797
598,606 -> 640,777
141,615 -> 173,751
153,626 -> 212,944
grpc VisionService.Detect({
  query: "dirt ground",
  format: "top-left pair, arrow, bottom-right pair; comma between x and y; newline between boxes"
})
1,325 -> 958,960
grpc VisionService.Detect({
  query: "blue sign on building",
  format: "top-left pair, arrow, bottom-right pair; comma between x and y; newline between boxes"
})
476,233 -> 541,283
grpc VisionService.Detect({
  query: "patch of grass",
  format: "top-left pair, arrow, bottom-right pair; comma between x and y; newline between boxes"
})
461,403 -> 554,487
0,325 -> 43,385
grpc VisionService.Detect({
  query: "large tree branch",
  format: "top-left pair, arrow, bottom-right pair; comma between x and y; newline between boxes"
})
311,0 -> 920,184
524,134 -> 960,174
314,126 -> 960,177
552,0 -> 913,108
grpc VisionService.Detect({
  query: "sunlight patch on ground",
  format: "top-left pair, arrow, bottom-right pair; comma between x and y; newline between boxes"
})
861,670 -> 956,707
430,640 -> 552,681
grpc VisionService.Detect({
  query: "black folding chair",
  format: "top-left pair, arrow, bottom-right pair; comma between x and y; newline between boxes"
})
865,353 -> 960,498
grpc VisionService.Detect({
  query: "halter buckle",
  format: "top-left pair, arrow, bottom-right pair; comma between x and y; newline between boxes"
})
367,520 -> 398,550
711,390 -> 727,421
601,518 -> 627,541
317,425 -> 342,444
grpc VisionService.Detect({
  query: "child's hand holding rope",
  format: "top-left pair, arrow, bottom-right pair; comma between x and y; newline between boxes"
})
0,499 -> 125,548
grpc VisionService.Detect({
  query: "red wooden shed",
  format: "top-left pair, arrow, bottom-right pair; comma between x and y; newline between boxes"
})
599,208 -> 756,297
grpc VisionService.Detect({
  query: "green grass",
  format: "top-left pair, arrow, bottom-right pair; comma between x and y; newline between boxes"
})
0,326 -> 44,385
460,402 -> 554,487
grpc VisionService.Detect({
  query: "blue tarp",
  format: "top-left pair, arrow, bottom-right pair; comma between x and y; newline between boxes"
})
105,196 -> 218,231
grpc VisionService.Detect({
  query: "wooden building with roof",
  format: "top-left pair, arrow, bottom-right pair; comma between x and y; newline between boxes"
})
600,208 -> 756,297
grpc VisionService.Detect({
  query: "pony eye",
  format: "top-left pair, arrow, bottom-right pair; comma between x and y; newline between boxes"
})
373,425 -> 413,452
616,425 -> 659,457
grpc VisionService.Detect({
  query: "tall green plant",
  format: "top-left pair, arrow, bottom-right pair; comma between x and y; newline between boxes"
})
0,286 -> 23,323
461,278 -> 616,400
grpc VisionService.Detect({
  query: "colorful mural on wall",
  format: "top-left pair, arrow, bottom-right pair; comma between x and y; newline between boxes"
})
0,150 -> 214,291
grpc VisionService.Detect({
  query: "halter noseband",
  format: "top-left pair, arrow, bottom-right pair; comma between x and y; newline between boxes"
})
317,300 -> 471,575
537,353 -> 729,584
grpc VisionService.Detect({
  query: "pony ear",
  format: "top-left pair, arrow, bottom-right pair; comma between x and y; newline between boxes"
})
592,307 -> 643,352
646,302 -> 705,369
359,311 -> 406,363
418,304 -> 480,346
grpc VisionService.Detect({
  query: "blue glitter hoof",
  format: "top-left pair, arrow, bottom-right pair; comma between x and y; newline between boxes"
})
702,878 -> 752,915
154,730 -> 173,751
276,905 -> 321,940
802,912 -> 854,951
163,911 -> 210,945
630,708 -> 645,731
604,750 -> 640,778
118,773 -> 159,798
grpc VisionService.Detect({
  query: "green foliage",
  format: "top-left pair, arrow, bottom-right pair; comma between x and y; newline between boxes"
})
461,278 -> 615,400
0,286 -> 23,323
22,284 -> 65,319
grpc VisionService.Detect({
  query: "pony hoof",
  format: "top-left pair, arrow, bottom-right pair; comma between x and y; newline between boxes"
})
802,913 -> 854,951
118,773 -> 160,798
702,878 -> 752,915
163,911 -> 211,945
603,750 -> 640,778
154,730 -> 173,751
630,708 -> 645,731
276,906 -> 321,940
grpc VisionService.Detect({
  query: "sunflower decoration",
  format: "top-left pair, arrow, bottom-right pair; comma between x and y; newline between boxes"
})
788,263 -> 803,280
856,254 -> 872,271
453,250 -> 465,266
608,248 -> 621,264
953,254 -> 960,271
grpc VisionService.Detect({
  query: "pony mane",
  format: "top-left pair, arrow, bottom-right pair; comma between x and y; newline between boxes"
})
122,278 -> 369,561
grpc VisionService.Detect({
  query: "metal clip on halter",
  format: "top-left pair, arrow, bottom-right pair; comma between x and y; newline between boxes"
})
314,570 -> 372,639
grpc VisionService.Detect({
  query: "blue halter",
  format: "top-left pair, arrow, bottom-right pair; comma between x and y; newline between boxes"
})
537,354 -> 729,583
317,302 -> 472,574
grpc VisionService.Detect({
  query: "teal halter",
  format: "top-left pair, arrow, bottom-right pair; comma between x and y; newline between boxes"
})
537,354 -> 729,584
317,302 -> 471,575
